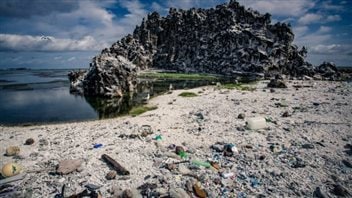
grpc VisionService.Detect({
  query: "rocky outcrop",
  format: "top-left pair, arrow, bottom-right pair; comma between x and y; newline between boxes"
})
315,62 -> 339,79
69,55 -> 137,97
69,0 -> 316,97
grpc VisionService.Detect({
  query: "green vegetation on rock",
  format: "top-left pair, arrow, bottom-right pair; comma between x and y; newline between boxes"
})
178,92 -> 198,97
138,72 -> 219,80
221,83 -> 256,91
129,105 -> 158,117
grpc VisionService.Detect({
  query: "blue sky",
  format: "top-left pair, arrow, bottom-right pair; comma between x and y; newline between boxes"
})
0,0 -> 351,69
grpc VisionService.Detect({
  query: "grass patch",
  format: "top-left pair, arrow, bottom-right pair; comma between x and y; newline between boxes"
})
138,72 -> 219,80
221,83 -> 256,91
178,92 -> 198,97
129,105 -> 157,117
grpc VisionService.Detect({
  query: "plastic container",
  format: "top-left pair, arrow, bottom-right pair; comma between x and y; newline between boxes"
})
246,117 -> 267,130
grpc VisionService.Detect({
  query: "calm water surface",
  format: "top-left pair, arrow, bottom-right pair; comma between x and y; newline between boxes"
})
0,69 -> 216,125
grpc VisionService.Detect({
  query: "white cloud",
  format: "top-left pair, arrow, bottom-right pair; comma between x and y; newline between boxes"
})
310,44 -> 352,54
151,2 -> 165,13
299,34 -> 332,46
0,34 -> 105,51
320,1 -> 344,11
167,0 -> 194,9
298,13 -> 322,25
293,26 -> 309,37
317,26 -> 331,33
238,0 -> 315,17
325,15 -> 341,22
119,0 -> 148,25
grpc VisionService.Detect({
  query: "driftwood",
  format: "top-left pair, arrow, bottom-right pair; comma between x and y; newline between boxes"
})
0,173 -> 26,185
101,154 -> 130,175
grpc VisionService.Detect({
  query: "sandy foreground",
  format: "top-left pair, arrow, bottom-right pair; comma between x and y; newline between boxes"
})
0,80 -> 351,197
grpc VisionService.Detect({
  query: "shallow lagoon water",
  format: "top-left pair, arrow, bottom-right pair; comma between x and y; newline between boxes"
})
0,69 -> 217,125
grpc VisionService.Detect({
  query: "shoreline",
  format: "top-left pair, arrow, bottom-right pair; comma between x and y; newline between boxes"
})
1,80 -> 351,197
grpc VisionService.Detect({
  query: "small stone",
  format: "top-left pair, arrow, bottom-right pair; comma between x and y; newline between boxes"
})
175,146 -> 185,155
106,171 -> 117,180
302,144 -> 315,149
141,131 -> 149,137
39,139 -> 48,146
58,178 -> 65,183
237,113 -> 245,119
85,183 -> 101,191
211,144 -> 223,152
342,159 -> 352,168
213,178 -> 222,185
236,126 -> 245,131
185,180 -> 193,192
169,188 -> 190,198
291,158 -> 306,168
57,159 -> 83,175
313,102 -> 320,106
282,111 -> 290,117
313,186 -> 328,198
167,163 -> 177,171
331,184 -> 350,197
258,155 -> 266,160
267,79 -> 287,88
270,88 -> 275,93
24,138 -> 35,145
6,146 -> 20,156
193,182 -> 207,198
121,189 -> 133,198
178,164 -> 191,174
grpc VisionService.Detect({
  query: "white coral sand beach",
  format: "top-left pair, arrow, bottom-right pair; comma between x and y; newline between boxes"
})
0,80 -> 351,197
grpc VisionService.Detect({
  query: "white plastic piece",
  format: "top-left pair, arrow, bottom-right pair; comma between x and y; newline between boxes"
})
231,146 -> 239,154
246,117 -> 267,130
222,172 -> 235,178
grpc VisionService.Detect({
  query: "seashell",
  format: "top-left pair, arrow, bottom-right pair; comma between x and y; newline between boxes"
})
6,146 -> 20,156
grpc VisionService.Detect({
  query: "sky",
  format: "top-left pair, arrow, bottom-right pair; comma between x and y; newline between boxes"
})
0,0 -> 351,69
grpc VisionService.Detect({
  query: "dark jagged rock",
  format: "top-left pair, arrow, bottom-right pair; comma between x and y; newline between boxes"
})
267,79 -> 287,88
69,0 -> 317,97
315,62 -> 339,79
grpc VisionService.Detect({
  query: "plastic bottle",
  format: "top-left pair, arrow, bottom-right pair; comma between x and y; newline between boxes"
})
191,160 -> 211,168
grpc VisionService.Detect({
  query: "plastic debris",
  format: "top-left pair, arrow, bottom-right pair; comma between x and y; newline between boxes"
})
154,135 -> 162,141
222,172 -> 234,179
93,143 -> 103,148
191,160 -> 211,168
246,117 -> 267,130
249,176 -> 260,188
